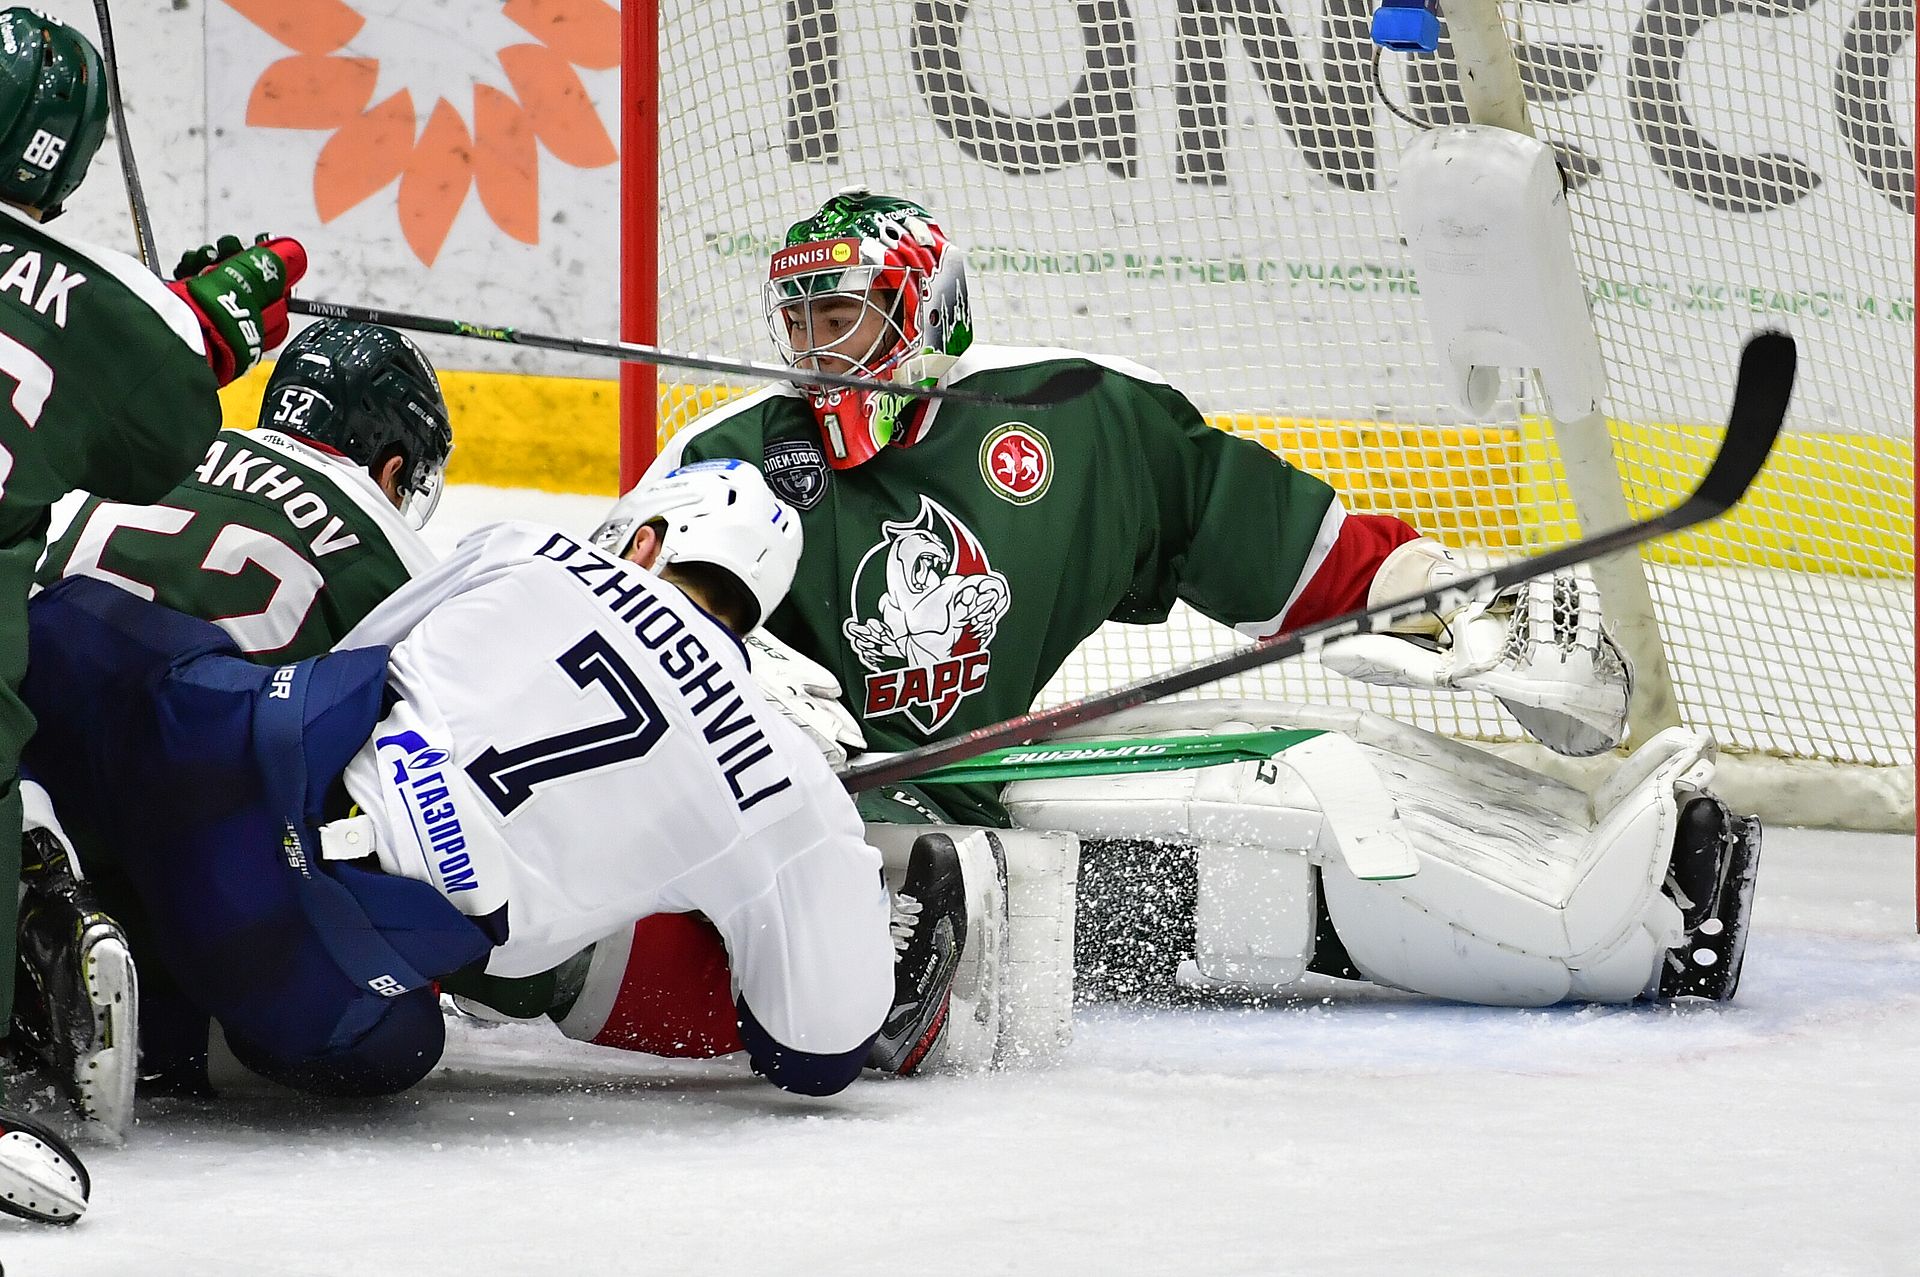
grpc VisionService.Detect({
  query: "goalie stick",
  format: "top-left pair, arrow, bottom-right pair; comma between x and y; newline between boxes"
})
288,297 -> 1101,411
840,330 -> 1796,794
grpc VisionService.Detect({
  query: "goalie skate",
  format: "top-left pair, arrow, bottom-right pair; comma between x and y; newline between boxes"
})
13,830 -> 139,1139
0,1106 -> 89,1224
1657,797 -> 1762,1001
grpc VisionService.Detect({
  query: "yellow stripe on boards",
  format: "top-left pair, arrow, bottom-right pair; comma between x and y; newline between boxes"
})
1509,416 -> 1913,577
220,364 -> 626,495
1235,412 -> 1914,577
224,368 -> 1915,576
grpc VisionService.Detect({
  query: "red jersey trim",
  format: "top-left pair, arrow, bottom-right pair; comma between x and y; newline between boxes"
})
1248,506 -> 1422,638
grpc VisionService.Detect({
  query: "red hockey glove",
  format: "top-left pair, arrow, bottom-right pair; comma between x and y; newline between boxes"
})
166,233 -> 308,386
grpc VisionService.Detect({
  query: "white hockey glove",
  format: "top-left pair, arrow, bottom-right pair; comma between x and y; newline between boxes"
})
1320,539 -> 1632,757
745,629 -> 866,768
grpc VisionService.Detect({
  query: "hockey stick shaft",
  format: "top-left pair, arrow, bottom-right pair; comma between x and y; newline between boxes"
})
840,330 -> 1796,794
91,0 -> 159,273
288,297 -> 1098,410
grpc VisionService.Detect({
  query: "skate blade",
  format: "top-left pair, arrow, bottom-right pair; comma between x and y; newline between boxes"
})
0,1125 -> 89,1224
1712,817 -> 1763,1001
926,832 -> 1010,1074
76,931 -> 139,1143
1660,817 -> 1763,1002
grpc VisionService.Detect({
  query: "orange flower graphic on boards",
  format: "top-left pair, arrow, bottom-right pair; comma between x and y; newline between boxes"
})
229,0 -> 619,265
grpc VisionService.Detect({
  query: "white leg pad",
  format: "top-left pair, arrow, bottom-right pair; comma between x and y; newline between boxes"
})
862,823 -> 1078,1064
1321,727 -> 1705,1005
1006,701 -> 1710,1007
1193,843 -> 1315,986
1004,762 -> 1322,988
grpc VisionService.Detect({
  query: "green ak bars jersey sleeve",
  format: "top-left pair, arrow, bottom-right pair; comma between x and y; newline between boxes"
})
0,204 -> 224,790
0,204 -> 226,1034
41,427 -> 439,663
660,344 -> 1420,824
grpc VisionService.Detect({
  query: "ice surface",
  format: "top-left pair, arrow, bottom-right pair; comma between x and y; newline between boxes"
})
13,488 -> 1914,1275
15,825 -> 1914,1276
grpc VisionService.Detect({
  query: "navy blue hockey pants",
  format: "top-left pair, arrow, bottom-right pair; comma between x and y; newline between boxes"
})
22,577 -> 493,1096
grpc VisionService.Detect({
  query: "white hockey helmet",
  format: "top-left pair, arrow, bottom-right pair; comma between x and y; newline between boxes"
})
590,460 -> 802,629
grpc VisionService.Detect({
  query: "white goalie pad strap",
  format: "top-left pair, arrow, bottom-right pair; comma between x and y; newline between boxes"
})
1190,842 -> 1316,987
861,823 -> 1077,1065
1275,735 -> 1418,881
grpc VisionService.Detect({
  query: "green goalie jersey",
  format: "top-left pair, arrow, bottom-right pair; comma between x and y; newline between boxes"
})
0,204 -> 224,785
41,426 -> 438,662
658,344 -> 1418,824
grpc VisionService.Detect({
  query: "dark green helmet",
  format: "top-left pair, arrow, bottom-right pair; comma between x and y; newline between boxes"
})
262,320 -> 454,526
0,9 -> 107,218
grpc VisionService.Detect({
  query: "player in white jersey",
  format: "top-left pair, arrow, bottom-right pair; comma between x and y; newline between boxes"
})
20,463 -> 966,1099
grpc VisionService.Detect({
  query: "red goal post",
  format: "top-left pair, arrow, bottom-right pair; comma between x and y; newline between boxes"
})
619,0 -> 659,491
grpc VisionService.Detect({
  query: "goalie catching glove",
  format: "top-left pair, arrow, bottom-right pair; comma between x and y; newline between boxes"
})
1321,538 -> 1632,756
745,629 -> 866,767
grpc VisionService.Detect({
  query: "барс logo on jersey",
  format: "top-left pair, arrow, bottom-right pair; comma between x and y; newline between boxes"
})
843,496 -> 1010,732
979,422 -> 1051,505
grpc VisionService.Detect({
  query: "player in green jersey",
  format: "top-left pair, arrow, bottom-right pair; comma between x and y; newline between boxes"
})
40,317 -> 451,661
23,318 -> 449,1123
503,189 -> 1756,1074
0,8 -> 307,1219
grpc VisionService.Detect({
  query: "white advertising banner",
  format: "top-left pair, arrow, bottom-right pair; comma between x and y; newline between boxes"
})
20,1 -> 1914,436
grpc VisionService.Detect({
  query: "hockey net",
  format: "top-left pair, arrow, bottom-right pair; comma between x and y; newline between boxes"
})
631,0 -> 1915,830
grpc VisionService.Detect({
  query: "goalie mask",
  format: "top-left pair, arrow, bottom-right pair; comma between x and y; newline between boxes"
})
764,187 -> 972,469
0,8 -> 108,219
263,319 -> 454,528
590,460 -> 802,630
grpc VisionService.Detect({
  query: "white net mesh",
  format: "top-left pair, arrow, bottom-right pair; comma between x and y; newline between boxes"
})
648,0 -> 1915,819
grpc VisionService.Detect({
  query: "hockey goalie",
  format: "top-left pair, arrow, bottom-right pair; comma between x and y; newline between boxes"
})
522,187 -> 1766,1074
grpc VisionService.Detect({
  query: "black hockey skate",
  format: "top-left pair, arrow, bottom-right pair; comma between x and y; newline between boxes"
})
13,829 -> 139,1137
1657,796 -> 1762,1001
0,1105 -> 89,1224
868,833 -> 969,1075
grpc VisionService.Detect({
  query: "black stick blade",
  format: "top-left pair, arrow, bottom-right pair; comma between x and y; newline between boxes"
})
1696,330 -> 1796,514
